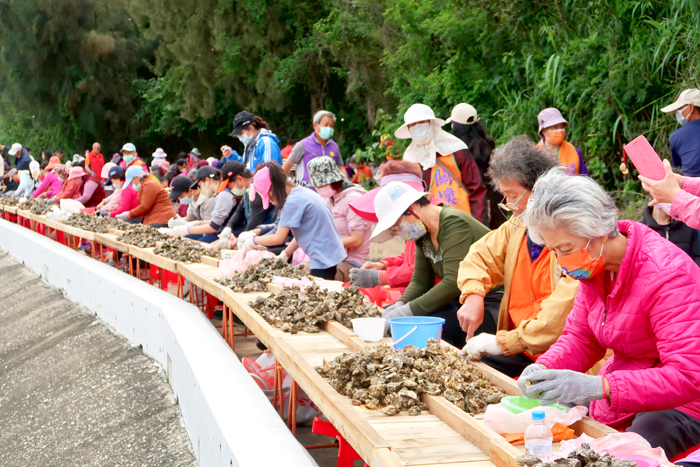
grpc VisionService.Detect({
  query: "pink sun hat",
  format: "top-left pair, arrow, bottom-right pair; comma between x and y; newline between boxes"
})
249,166 -> 272,209
349,173 -> 427,223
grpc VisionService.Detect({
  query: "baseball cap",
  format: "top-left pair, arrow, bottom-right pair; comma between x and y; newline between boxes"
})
8,143 -> 22,156
217,161 -> 246,193
121,142 -> 136,152
124,165 -> 144,187
446,103 -> 479,125
370,182 -> 431,243
169,175 -> 193,200
661,89 -> 700,113
229,111 -> 255,137
191,148 -> 201,157
189,165 -> 220,190
105,166 -> 124,186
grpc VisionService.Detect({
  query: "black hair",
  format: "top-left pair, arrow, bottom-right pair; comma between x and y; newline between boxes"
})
75,161 -> 85,168
266,161 -> 294,213
286,138 -> 296,146
176,158 -> 188,167
40,161 -> 49,170
452,121 -> 495,174
251,116 -> 270,131
330,179 -> 344,192
402,196 -> 430,214
111,171 -> 126,181
42,150 -> 52,161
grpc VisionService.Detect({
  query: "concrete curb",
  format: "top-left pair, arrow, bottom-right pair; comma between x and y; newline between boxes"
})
0,219 -> 317,467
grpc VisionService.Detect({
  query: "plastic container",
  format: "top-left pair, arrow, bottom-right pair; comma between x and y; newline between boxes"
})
500,396 -> 569,414
387,316 -> 445,350
351,318 -> 386,342
524,410 -> 553,461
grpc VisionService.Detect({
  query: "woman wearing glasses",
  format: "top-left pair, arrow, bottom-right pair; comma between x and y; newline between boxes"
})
456,135 -> 580,377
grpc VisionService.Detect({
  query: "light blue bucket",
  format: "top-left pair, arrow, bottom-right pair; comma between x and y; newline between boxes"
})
387,316 -> 445,350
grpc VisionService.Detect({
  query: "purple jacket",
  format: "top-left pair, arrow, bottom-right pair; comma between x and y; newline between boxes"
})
297,132 -> 341,184
537,220 -> 700,426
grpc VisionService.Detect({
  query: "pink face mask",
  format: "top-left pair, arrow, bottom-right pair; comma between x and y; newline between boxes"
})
316,185 -> 336,199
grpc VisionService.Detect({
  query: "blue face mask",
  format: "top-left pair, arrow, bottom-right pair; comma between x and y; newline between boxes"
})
180,196 -> 193,205
319,126 -> 334,140
132,184 -> 141,191
238,132 -> 253,147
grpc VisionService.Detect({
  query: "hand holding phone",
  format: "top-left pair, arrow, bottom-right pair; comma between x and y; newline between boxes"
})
624,135 -> 665,181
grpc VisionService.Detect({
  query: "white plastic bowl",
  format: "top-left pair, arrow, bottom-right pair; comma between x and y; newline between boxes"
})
351,317 -> 386,342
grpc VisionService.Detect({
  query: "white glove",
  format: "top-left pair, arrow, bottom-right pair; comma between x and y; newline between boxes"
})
462,333 -> 503,360
187,220 -> 200,227
169,225 -> 189,238
277,250 -> 289,262
168,216 -> 187,228
237,231 -> 257,244
212,236 -> 232,250
219,227 -> 232,240
240,236 -> 260,253
115,212 -> 130,221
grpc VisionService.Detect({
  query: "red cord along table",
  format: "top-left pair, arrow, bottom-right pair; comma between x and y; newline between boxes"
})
0,206 -> 617,467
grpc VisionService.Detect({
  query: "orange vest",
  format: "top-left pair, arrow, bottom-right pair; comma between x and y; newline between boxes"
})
537,140 -> 581,175
428,154 -> 471,215
509,237 -> 554,358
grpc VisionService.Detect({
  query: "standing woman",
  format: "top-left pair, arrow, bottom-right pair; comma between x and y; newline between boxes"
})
224,111 -> 282,171
519,168 -> 700,459
448,103 -> 503,229
307,156 -> 372,281
243,161 -> 346,280
536,108 -> 588,175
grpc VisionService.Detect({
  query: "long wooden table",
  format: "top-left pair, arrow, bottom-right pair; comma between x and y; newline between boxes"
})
0,204 -> 617,466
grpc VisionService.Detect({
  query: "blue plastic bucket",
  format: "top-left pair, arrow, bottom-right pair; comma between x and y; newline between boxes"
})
387,316 -> 445,350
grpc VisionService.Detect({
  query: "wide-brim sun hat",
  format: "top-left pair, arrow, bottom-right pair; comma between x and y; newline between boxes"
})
661,88 -> 700,113
370,181 -> 432,243
66,167 -> 86,181
537,108 -> 569,135
152,148 -> 167,159
349,174 -> 426,223
394,104 -> 446,140
446,103 -> 479,125
307,156 -> 344,187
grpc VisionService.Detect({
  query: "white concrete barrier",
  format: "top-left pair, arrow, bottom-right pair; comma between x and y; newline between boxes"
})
0,219 -> 317,467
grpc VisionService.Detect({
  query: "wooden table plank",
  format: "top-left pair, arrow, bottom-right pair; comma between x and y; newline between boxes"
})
93,232 -> 129,253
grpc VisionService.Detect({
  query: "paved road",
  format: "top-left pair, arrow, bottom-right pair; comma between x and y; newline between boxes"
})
0,252 -> 197,467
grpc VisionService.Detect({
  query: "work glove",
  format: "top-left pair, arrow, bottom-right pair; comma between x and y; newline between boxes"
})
517,364 -> 548,398
218,226 -> 232,240
462,333 -> 502,360
524,369 -> 604,406
211,235 -> 233,250
382,301 -> 412,334
169,225 -> 189,238
168,216 -> 187,228
237,231 -> 257,245
277,250 -> 290,262
115,212 -> 129,221
240,236 -> 259,253
349,268 -> 380,288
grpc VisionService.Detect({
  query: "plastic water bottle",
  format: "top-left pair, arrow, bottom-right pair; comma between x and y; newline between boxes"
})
524,410 -> 553,461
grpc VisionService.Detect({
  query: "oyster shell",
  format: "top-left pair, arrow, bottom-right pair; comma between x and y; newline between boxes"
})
154,237 -> 220,263
116,225 -> 169,248
215,257 -> 310,293
315,339 -> 505,416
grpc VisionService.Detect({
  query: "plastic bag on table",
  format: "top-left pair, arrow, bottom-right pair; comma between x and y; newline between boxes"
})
245,250 -> 276,264
60,198 -> 85,214
271,276 -> 314,290
484,404 -> 587,434
558,432 -> 672,467
292,247 -> 309,266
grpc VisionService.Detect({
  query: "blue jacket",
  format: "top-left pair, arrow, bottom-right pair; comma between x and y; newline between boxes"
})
242,129 -> 282,171
12,149 -> 32,171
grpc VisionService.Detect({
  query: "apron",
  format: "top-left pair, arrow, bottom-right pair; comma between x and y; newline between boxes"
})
537,140 -> 581,175
428,154 -> 471,215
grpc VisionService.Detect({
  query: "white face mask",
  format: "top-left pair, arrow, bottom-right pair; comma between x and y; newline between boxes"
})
409,123 -> 431,142
676,106 -> 690,126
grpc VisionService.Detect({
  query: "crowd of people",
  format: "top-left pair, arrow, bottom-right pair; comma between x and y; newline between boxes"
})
2,88 -> 700,460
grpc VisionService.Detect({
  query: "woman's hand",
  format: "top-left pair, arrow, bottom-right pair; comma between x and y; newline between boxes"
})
524,369 -> 605,406
457,294 -> 485,340
361,261 -> 385,271
462,333 -> 502,360
639,159 -> 682,206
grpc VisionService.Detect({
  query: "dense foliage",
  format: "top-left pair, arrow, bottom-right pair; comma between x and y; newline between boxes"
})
0,0 -> 698,199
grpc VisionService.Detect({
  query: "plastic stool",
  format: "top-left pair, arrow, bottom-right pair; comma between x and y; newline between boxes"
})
311,418 -> 368,467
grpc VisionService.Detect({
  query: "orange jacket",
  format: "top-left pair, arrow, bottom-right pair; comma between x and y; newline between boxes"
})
129,177 -> 176,226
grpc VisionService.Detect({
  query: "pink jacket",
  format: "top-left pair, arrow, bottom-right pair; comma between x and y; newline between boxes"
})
101,186 -> 123,211
325,184 -> 372,265
110,185 -> 138,217
32,172 -> 63,199
671,176 -> 700,229
537,220 -> 700,426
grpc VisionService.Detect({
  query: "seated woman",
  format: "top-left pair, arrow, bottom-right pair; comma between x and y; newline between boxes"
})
110,166 -> 142,219
75,168 -> 105,208
169,162 -> 251,242
33,160 -> 64,199
115,171 -> 175,227
307,156 -> 372,281
373,181 -> 491,347
457,136 -> 579,377
96,167 -> 124,215
53,167 -> 87,202
518,167 -> 700,459
242,161 -> 346,280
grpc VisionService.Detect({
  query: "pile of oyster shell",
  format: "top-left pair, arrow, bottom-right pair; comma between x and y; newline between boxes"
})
316,339 -> 505,416
154,238 -> 221,263
250,283 -> 382,333
516,444 -> 637,467
17,198 -> 51,215
62,213 -> 110,233
215,257 -> 309,293
0,194 -> 20,206
116,225 -> 169,248
99,216 -> 136,232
